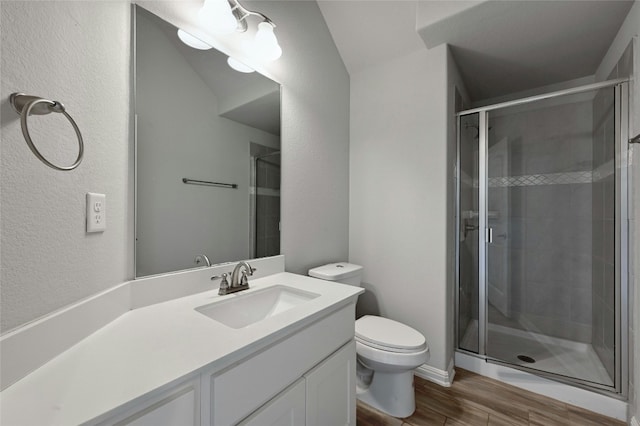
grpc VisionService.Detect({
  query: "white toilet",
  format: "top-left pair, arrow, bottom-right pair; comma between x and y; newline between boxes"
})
308,262 -> 430,418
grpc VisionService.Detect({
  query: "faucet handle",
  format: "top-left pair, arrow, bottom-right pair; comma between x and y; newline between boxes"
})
242,264 -> 256,284
212,273 -> 230,295
211,273 -> 230,281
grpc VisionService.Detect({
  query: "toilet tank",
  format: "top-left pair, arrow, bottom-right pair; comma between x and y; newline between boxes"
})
308,262 -> 363,287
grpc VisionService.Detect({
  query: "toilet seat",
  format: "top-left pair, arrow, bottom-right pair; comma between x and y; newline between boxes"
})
355,315 -> 427,354
356,340 -> 429,370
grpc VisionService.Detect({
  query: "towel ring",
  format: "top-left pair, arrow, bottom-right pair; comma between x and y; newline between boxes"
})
10,93 -> 84,171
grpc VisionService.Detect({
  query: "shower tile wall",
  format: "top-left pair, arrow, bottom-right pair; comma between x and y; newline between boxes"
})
489,99 -> 594,343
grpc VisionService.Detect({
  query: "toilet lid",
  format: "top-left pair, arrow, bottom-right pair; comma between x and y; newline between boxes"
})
355,315 -> 427,352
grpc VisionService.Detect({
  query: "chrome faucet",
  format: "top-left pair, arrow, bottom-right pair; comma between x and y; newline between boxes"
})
230,261 -> 255,289
213,261 -> 256,295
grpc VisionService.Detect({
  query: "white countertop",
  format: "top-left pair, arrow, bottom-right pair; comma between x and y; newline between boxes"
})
0,272 -> 362,426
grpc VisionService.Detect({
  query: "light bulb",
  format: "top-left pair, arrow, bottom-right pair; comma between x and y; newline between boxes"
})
227,57 -> 255,73
177,29 -> 212,50
198,0 -> 237,35
252,22 -> 282,61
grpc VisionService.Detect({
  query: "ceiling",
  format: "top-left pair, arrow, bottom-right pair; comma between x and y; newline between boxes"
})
317,0 -> 427,75
318,0 -> 634,102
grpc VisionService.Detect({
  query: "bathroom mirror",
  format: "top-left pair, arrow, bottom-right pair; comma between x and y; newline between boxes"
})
135,6 -> 281,277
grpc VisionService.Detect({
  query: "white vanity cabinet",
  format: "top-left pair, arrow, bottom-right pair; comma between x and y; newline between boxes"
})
304,340 -> 356,426
80,304 -> 358,426
205,305 -> 356,426
94,378 -> 200,426
89,305 -> 357,426
238,379 -> 306,426
236,341 -> 356,426
0,270 -> 363,426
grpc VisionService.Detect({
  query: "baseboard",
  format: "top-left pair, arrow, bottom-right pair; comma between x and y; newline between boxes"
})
631,416 -> 640,426
415,358 -> 456,387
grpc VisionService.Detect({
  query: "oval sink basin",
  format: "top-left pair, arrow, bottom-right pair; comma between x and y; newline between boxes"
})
195,285 -> 320,329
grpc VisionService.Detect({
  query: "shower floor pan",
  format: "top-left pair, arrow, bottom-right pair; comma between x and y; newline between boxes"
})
460,320 -> 614,387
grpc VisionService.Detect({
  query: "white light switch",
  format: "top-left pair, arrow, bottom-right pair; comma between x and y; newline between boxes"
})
86,193 -> 106,233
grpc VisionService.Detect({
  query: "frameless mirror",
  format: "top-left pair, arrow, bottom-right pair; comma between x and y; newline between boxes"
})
135,6 -> 281,277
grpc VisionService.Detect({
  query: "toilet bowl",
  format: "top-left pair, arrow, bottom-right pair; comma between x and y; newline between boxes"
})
308,263 -> 430,418
355,315 -> 429,417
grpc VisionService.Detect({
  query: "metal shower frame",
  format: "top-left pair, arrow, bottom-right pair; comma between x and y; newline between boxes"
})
454,78 -> 629,397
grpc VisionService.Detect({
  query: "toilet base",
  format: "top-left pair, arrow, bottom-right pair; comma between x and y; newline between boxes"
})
356,369 -> 416,418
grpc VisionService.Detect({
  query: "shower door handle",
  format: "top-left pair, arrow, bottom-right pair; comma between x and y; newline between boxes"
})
485,228 -> 493,243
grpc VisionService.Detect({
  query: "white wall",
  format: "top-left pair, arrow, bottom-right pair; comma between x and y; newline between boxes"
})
594,2 -> 639,422
349,45 -> 451,371
0,2 -> 132,332
267,1 -> 350,275
1,1 -> 350,332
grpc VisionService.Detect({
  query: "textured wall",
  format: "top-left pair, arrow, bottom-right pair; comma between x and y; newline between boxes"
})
1,2 -> 132,332
349,46 -> 451,371
268,0 -> 350,275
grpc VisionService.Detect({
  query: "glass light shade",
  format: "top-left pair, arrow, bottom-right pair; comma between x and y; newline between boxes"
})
177,29 -> 213,50
227,57 -> 255,73
253,22 -> 282,61
198,0 -> 237,35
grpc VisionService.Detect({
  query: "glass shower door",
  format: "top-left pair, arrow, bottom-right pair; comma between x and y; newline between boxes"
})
484,87 -> 619,388
458,113 -> 480,353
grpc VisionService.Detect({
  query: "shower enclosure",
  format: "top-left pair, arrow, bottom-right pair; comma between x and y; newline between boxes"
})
456,79 -> 629,395
251,148 -> 281,258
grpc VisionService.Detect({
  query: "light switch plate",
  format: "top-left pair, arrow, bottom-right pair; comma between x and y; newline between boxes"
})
86,193 -> 106,233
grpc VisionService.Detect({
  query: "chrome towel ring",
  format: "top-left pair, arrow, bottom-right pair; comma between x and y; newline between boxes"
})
10,92 -> 84,171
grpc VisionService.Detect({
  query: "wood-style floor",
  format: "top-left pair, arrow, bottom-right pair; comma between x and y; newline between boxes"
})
356,368 -> 625,426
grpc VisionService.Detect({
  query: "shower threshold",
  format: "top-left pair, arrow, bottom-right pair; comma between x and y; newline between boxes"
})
455,350 -> 626,420
460,320 -> 614,387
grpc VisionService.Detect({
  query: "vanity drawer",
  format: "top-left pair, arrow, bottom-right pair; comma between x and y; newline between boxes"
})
207,304 -> 354,426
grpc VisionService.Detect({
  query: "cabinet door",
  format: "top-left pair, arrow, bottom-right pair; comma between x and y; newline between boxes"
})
207,306 -> 354,425
304,340 -> 356,426
97,379 -> 200,426
238,379 -> 305,426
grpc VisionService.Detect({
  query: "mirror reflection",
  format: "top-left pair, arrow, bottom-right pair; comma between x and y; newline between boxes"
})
135,6 -> 281,277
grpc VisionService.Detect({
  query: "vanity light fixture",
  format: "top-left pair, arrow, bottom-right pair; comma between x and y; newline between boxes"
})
178,0 -> 282,70
199,0 -> 238,34
177,29 -> 213,50
250,22 -> 282,61
227,57 -> 255,73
